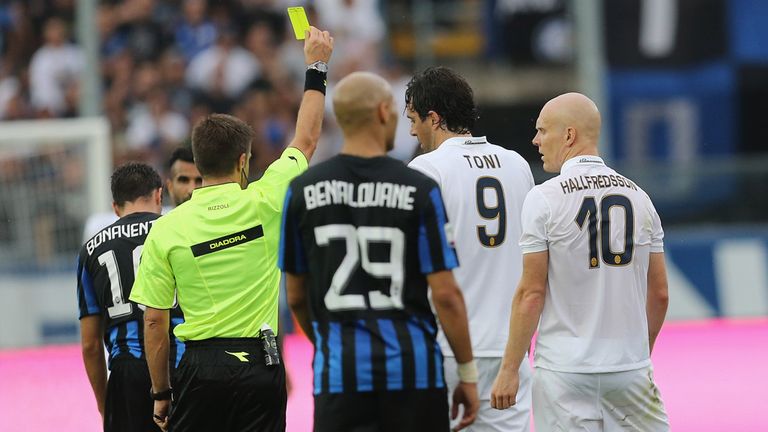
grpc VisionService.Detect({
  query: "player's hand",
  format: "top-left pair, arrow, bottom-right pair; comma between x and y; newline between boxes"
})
490,367 -> 519,410
451,381 -> 479,431
153,399 -> 171,431
303,26 -> 333,65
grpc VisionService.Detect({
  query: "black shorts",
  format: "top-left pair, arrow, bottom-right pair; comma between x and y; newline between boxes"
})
105,357 -> 162,432
313,388 -> 449,432
170,338 -> 287,432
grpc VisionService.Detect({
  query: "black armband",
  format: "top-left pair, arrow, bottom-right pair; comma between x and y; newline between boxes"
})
304,69 -> 327,95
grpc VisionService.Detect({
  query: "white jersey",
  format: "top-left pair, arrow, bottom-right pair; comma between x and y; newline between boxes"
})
520,156 -> 664,373
410,136 -> 534,357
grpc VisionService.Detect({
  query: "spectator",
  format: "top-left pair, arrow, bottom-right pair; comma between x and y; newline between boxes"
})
174,0 -> 217,63
185,27 -> 260,108
28,16 -> 82,116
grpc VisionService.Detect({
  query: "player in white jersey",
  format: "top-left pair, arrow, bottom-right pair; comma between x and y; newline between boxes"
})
405,66 -> 534,432
490,93 -> 670,431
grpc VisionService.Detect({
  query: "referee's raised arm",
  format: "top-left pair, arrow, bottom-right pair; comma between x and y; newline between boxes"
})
290,26 -> 334,162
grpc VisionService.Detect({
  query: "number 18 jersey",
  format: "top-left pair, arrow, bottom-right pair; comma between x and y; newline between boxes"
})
520,156 -> 664,373
279,154 -> 458,394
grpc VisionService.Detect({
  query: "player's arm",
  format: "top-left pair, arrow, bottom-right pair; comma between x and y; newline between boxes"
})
285,273 -> 313,342
80,315 -> 107,419
417,184 -> 478,430
287,26 -> 333,162
647,252 -> 669,354
491,251 -> 548,410
428,270 -> 478,430
491,188 -> 549,410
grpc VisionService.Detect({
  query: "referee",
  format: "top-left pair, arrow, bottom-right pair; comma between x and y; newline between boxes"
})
130,27 -> 333,432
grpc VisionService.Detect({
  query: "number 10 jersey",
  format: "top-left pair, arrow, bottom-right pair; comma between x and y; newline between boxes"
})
520,156 -> 665,373
279,154 -> 458,394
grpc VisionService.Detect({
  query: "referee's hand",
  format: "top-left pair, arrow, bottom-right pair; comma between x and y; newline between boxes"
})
451,381 -> 479,431
153,400 -> 170,431
303,26 -> 333,65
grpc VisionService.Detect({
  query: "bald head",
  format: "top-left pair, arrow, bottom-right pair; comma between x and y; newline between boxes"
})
541,92 -> 601,144
333,72 -> 393,132
533,92 -> 603,173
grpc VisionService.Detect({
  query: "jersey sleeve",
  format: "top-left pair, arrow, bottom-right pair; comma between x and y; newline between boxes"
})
519,188 -> 550,254
278,183 -> 309,274
76,250 -> 101,319
249,147 -> 309,213
129,227 -> 176,309
417,185 -> 459,274
649,200 -> 664,253
408,156 -> 440,183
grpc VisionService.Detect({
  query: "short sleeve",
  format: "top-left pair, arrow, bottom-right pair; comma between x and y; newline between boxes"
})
249,147 -> 309,212
278,183 -> 308,274
130,227 -> 176,309
519,188 -> 550,254
408,156 -> 440,184
76,251 -> 101,319
649,201 -> 664,253
417,186 -> 459,274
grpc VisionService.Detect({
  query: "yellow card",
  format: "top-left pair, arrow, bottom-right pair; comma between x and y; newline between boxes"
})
287,7 -> 310,40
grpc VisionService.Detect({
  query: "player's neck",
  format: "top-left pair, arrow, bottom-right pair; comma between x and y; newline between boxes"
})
116,201 -> 160,218
562,144 -> 600,164
340,134 -> 387,158
434,130 -> 471,149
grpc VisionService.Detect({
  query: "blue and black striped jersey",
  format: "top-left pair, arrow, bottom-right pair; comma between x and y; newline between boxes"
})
76,212 -> 184,368
279,154 -> 458,394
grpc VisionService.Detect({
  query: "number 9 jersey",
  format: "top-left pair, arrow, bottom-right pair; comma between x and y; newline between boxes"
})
520,156 -> 664,373
279,154 -> 458,394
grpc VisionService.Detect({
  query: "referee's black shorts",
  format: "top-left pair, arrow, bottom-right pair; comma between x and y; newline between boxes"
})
170,338 -> 287,432
314,388 -> 449,432
105,356 -> 162,432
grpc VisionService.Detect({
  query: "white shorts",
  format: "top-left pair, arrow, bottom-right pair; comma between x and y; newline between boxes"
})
533,366 -> 669,432
445,356 -> 532,432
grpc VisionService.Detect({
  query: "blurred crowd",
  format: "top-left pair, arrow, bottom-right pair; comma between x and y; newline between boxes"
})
0,0 -> 401,175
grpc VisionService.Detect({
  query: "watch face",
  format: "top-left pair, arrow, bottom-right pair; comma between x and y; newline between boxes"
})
311,62 -> 328,73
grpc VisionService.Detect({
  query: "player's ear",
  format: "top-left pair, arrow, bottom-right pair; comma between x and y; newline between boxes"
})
154,187 -> 163,205
378,101 -> 389,124
111,201 -> 120,217
428,111 -> 441,130
565,126 -> 576,147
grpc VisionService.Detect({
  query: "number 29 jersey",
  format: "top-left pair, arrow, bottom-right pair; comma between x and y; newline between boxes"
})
521,156 -> 664,373
279,154 -> 458,394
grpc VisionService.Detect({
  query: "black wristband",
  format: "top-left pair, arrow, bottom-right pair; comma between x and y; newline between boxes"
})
304,69 -> 327,95
150,388 -> 172,401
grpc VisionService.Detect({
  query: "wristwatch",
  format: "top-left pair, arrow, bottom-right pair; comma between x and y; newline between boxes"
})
307,61 -> 328,73
150,388 -> 173,401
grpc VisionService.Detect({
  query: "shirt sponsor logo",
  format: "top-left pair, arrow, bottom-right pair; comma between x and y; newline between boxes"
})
190,225 -> 264,257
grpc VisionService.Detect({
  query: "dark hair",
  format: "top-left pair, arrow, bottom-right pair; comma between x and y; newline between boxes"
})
111,162 -> 162,206
167,146 -> 195,170
191,114 -> 254,177
405,66 -> 478,134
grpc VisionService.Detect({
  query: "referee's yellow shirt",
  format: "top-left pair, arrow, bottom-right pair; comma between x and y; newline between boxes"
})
130,147 -> 308,341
